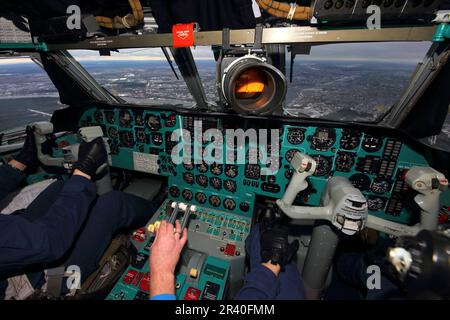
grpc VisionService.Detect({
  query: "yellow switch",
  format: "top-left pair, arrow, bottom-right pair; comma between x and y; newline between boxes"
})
147,220 -> 162,233
189,268 -> 198,279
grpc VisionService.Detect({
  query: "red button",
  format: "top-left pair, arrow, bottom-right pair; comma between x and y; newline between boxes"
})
132,228 -> 147,242
184,287 -> 201,300
132,272 -> 143,286
225,243 -> 236,256
123,269 -> 138,284
139,273 -> 150,292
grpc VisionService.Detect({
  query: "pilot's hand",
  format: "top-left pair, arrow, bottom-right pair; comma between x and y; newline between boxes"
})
149,220 -> 187,297
13,126 -> 38,169
260,224 -> 299,270
73,137 -> 107,178
150,220 -> 187,274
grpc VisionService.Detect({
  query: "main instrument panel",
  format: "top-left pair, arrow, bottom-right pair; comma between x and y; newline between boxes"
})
74,105 -> 450,301
79,106 -> 449,225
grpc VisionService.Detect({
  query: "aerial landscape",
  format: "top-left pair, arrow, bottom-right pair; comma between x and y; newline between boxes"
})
0,57 -> 448,150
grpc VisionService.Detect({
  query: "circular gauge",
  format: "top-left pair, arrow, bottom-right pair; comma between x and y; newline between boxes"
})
183,161 -> 194,171
209,177 -> 222,190
135,127 -> 146,143
196,161 -> 208,173
287,128 -> 305,145
108,126 -> 118,139
196,175 -> 208,187
371,178 -> 391,194
367,196 -> 387,211
195,192 -> 207,204
169,186 -> 180,198
285,168 -> 294,179
183,172 -> 194,185
244,164 -> 260,180
105,111 -> 115,124
310,128 -> 336,151
335,151 -> 355,172
362,135 -> 383,153
210,163 -> 223,175
119,130 -> 135,148
223,198 -> 236,211
349,173 -> 371,191
135,112 -> 144,126
312,155 -> 332,177
239,202 -> 250,212
324,0 -> 333,9
224,180 -> 237,193
225,165 -> 238,178
152,132 -> 163,145
94,110 -> 103,123
346,0 -> 355,8
285,149 -> 298,162
340,129 -> 361,150
145,114 -> 161,131
209,195 -> 221,207
182,189 -> 193,201
119,110 -> 133,128
164,113 -> 177,127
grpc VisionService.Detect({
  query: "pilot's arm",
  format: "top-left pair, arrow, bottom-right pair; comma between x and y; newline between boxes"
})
0,126 -> 36,202
0,137 -> 107,274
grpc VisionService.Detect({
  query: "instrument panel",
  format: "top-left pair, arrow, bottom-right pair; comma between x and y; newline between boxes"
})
79,106 -> 450,224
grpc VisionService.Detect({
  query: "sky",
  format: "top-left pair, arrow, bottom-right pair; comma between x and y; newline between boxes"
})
0,41 -> 432,65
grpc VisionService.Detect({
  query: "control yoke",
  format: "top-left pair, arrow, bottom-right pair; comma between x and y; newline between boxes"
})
277,152 -> 368,236
32,122 -> 112,195
78,126 -> 113,195
33,121 -> 64,167
366,166 -> 448,236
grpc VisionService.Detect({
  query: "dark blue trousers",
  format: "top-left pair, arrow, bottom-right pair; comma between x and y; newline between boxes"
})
0,164 -> 157,298
235,223 -> 306,300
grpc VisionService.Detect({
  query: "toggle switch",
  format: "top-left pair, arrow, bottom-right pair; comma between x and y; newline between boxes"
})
189,268 -> 199,279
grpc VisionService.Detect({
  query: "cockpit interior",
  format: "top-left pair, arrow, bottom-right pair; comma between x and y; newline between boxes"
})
0,0 -> 449,301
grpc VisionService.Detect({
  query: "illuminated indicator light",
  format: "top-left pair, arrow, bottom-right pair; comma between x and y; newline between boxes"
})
225,243 -> 236,256
189,268 -> 199,278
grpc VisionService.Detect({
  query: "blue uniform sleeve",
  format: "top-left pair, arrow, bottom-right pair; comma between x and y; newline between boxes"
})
150,294 -> 176,300
235,264 -> 279,300
0,164 -> 25,203
0,175 -> 96,273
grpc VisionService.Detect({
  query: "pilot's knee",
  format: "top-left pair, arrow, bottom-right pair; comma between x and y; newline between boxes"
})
97,190 -> 125,206
93,190 -> 125,217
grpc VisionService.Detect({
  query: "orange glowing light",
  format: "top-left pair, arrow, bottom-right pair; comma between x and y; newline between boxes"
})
235,69 -> 266,94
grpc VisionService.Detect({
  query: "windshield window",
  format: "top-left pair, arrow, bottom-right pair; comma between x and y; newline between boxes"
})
70,48 -> 201,107
284,42 -> 430,122
71,43 -> 430,124
0,57 -> 65,131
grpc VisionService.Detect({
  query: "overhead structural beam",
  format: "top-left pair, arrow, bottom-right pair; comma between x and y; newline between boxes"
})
169,47 -> 209,110
46,26 -> 436,51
